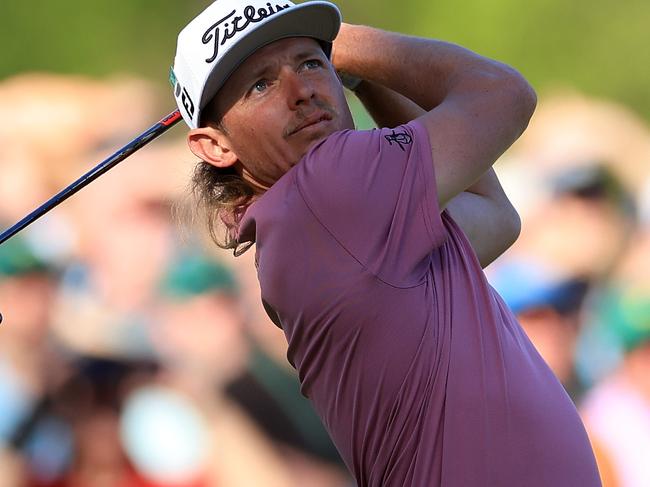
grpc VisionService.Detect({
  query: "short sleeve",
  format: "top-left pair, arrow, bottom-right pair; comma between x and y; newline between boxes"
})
295,120 -> 446,286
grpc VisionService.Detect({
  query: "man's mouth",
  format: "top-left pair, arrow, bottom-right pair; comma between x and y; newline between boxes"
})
287,112 -> 333,136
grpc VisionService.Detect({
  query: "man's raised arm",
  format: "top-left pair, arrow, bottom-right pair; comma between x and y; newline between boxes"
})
333,24 -> 537,208
343,78 -> 521,268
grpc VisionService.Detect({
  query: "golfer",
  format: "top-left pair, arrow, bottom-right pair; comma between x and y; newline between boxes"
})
170,1 -> 602,485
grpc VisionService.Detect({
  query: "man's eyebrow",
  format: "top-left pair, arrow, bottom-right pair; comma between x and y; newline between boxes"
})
293,47 -> 324,62
244,47 -> 325,83
245,63 -> 274,85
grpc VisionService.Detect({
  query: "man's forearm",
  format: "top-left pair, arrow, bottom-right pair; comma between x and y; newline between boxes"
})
333,24 -> 531,115
446,169 -> 521,268
349,79 -> 520,267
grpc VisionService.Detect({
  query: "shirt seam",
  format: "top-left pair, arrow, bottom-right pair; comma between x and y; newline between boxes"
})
294,170 -> 426,291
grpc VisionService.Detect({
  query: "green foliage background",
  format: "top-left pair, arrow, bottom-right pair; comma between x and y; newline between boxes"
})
1,0 -> 649,119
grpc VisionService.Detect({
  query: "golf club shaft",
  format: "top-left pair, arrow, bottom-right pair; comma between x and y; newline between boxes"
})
0,109 -> 182,246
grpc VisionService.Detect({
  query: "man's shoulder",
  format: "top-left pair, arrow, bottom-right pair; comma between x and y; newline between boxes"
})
305,123 -> 423,158
295,123 -> 422,189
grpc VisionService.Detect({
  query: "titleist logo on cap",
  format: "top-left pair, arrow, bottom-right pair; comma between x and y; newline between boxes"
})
202,3 -> 291,63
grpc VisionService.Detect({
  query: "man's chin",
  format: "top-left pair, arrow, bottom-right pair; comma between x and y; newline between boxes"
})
304,124 -> 340,146
288,123 -> 342,165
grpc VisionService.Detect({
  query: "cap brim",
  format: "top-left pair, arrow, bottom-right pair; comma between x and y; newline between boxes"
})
198,1 -> 341,121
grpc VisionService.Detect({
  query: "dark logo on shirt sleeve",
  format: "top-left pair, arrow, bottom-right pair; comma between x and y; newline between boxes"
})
202,4 -> 291,63
384,130 -> 413,152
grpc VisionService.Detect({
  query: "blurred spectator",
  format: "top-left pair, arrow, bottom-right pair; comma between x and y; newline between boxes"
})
152,249 -> 295,486
0,235 -> 66,486
154,249 -> 247,388
510,164 -> 636,282
30,357 -> 161,487
0,74 -> 160,226
51,151 -> 181,360
508,92 -> 650,199
580,230 -> 650,487
489,164 -> 637,399
488,158 -> 650,486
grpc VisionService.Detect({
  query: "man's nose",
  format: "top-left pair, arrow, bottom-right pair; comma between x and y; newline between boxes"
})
282,68 -> 314,109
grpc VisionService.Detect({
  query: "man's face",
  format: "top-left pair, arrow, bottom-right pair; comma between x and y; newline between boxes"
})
208,37 -> 354,189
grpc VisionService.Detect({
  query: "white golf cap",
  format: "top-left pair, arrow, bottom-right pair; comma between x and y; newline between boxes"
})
171,0 -> 342,129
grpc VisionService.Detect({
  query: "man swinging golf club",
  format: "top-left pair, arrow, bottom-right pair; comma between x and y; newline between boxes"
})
171,0 -> 602,485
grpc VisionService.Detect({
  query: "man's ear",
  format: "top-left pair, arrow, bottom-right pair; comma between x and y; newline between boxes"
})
187,126 -> 238,168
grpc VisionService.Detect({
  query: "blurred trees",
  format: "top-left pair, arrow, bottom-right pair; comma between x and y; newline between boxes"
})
0,1 -> 203,90
1,0 -> 649,120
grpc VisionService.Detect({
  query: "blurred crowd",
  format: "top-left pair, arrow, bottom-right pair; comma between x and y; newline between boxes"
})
0,73 -> 648,487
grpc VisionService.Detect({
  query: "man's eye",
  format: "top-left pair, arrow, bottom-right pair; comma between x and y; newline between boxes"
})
302,59 -> 322,70
252,79 -> 269,93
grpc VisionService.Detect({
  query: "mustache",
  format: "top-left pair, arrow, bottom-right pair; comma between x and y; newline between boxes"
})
284,101 -> 338,137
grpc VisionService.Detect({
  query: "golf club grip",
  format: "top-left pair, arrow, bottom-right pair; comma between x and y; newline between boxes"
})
0,110 -> 182,246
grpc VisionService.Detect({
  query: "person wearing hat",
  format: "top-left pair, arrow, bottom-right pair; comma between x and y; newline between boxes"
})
170,1 -> 600,485
154,251 -> 245,386
0,236 -> 65,486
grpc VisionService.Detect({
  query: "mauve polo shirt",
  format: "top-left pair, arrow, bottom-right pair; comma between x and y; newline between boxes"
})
238,121 -> 601,487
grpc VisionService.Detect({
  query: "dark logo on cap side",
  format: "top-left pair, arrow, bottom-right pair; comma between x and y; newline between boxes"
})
202,3 -> 291,63
181,87 -> 195,119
